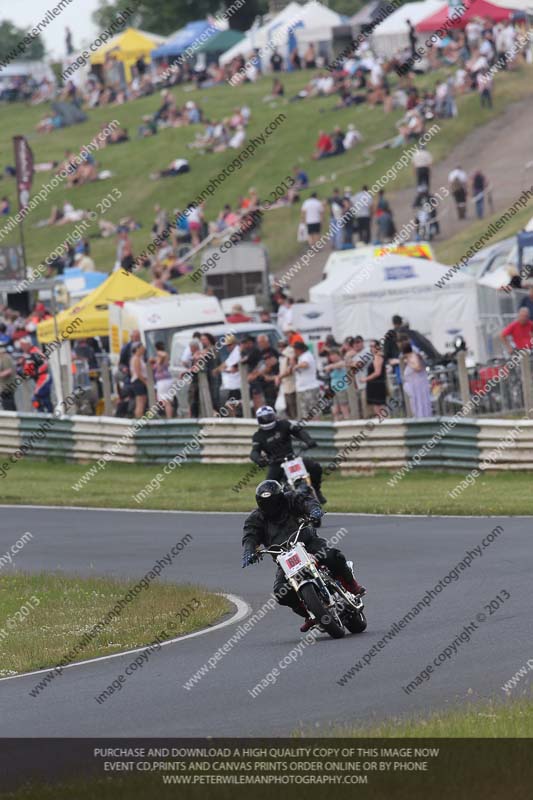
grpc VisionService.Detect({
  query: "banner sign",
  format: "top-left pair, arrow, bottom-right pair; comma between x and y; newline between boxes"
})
13,135 -> 34,216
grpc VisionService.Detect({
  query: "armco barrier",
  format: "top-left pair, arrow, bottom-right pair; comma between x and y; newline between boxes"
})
0,412 -> 22,457
198,418 -> 337,465
405,418 -> 480,472
332,419 -> 407,472
2,412 -> 533,471
70,416 -> 137,463
477,418 -> 533,470
135,418 -> 202,464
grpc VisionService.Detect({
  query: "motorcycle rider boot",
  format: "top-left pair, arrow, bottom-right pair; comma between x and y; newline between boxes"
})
340,576 -> 366,597
293,600 -> 317,632
317,489 -> 327,504
300,616 -> 318,633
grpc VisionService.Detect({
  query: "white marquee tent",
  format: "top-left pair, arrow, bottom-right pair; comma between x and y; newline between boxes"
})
219,1 -> 342,65
490,0 -> 533,10
371,0 -> 443,56
309,253 -> 496,363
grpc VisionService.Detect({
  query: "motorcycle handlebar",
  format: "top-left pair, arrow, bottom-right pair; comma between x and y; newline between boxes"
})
265,447 -> 308,465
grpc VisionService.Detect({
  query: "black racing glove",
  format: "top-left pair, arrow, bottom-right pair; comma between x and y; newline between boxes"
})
310,507 -> 323,525
242,551 -> 257,568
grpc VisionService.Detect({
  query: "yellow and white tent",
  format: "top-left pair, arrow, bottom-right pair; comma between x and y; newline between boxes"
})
90,27 -> 166,81
37,270 -> 168,343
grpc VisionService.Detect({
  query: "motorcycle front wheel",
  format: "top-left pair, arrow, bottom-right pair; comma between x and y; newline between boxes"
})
299,584 -> 345,639
344,608 -> 367,634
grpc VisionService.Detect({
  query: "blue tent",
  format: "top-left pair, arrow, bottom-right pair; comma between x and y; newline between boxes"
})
151,21 -> 217,60
60,268 -> 108,299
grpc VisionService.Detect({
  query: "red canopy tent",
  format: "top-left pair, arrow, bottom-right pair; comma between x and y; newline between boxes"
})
416,0 -> 513,31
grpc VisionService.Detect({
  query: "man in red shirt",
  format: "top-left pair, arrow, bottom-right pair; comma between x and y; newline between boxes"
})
500,307 -> 533,353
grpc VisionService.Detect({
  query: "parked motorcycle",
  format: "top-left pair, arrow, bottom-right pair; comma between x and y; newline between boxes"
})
257,522 -> 367,639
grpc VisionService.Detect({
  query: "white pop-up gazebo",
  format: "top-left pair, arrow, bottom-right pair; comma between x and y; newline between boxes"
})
309,253 -> 494,362
219,1 -> 303,64
371,0 -> 443,56
219,0 -> 342,65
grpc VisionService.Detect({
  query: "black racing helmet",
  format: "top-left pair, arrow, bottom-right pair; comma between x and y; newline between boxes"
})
255,480 -> 287,520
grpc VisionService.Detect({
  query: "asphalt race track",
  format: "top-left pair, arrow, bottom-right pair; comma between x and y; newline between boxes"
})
0,506 -> 532,737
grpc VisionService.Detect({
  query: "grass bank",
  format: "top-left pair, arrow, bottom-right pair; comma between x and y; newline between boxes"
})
0,572 -> 230,676
0,65 -> 531,275
1,460 -> 532,515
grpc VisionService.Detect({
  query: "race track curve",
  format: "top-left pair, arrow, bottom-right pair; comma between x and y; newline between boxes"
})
0,506 -> 531,737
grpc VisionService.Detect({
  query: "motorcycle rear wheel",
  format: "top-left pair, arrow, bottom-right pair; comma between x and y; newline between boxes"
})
299,584 -> 345,639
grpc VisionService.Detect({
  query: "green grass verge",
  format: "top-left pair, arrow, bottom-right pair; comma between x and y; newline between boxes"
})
0,572 -> 230,676
1,459 -> 532,515
319,695 -> 533,738
1,65 -> 531,276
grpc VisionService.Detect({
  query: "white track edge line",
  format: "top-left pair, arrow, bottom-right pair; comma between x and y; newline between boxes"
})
1,504 -> 530,519
0,592 -> 250,684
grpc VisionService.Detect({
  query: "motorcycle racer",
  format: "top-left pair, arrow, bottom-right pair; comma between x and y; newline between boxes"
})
250,405 -> 326,504
242,480 -> 365,632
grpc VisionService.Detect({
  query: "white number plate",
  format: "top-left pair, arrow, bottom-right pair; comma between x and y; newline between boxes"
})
283,457 -> 307,480
278,543 -> 310,578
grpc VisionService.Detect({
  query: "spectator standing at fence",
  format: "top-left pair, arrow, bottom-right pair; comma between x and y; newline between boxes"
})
348,335 -> 372,392
150,341 -> 174,419
130,342 -> 148,418
199,332 -> 221,411
323,349 -> 350,421
301,192 -> 324,246
500,308 -> 533,353
18,337 -> 52,413
275,336 -> 297,419
401,341 -> 432,418
181,332 -> 201,369
448,166 -> 468,220
254,334 -> 280,408
215,335 -> 241,415
293,341 -> 320,419
119,329 -> 141,376
0,342 -> 16,411
360,339 -> 387,417
472,169 -> 488,218
240,335 -> 264,411
187,340 -> 203,417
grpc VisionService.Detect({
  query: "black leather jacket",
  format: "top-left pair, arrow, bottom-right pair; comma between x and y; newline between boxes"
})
242,490 -> 320,557
250,419 -> 316,465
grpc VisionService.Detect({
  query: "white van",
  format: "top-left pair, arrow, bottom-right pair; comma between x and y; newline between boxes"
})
108,294 -> 226,361
170,322 -> 282,374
